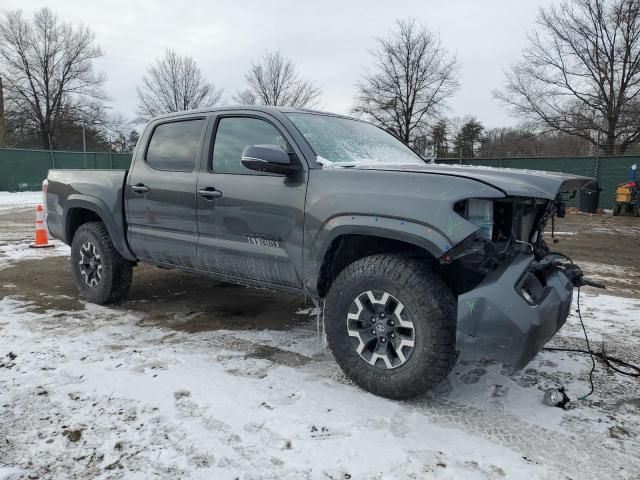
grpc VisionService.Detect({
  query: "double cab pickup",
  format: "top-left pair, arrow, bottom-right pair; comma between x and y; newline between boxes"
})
45,106 -> 594,399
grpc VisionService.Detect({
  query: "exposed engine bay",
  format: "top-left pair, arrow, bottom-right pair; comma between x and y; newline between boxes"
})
441,193 -> 601,299
434,188 -> 609,368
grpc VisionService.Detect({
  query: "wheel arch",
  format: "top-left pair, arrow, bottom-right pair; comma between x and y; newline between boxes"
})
306,215 -> 451,298
64,195 -> 136,261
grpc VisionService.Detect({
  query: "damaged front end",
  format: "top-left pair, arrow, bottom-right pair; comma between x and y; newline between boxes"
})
440,192 -> 597,368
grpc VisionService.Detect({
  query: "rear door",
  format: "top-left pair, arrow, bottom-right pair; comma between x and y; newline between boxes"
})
195,112 -> 307,287
125,116 -> 206,267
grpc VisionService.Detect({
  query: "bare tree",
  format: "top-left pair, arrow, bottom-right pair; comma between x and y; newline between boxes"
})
136,49 -> 222,122
479,128 -> 594,158
353,19 -> 459,145
0,8 -> 107,148
496,0 -> 640,155
234,50 -> 321,108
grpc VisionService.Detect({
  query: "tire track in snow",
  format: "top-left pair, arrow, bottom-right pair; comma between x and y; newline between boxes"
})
410,397 -> 636,480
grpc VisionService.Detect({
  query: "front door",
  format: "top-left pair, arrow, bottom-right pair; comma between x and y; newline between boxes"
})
125,117 -> 206,267
195,114 -> 307,288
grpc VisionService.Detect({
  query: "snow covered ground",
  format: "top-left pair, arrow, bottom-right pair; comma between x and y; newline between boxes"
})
0,192 -> 43,211
0,240 -> 70,270
1,289 -> 638,480
0,192 -> 69,270
0,192 -> 639,479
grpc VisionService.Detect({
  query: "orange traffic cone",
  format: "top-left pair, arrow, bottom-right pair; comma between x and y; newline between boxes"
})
29,205 -> 54,249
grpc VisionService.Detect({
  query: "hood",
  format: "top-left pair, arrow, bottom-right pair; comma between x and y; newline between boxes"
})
347,162 -> 594,199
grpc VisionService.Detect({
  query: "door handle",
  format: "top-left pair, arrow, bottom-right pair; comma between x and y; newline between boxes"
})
131,183 -> 149,194
197,187 -> 223,200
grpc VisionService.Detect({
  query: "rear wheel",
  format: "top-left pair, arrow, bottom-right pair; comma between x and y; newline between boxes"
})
325,254 -> 457,399
613,204 -> 621,216
71,222 -> 133,304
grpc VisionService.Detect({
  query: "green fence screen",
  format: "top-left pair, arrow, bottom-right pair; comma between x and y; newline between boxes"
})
0,148 -> 132,192
0,148 -> 636,209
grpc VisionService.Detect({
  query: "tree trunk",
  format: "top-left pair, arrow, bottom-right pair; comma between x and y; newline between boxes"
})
40,129 -> 51,150
603,131 -> 616,156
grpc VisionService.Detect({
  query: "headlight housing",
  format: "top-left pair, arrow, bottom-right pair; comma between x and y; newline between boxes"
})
454,198 -> 494,240
465,198 -> 493,240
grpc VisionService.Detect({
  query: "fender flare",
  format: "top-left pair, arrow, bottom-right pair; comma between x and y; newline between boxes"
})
64,195 -> 136,261
304,214 -> 452,297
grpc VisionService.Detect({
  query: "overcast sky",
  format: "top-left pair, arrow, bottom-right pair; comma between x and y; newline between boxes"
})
7,0 -> 560,129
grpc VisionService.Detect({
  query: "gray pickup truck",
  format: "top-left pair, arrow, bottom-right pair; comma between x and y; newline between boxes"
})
45,106 -> 594,399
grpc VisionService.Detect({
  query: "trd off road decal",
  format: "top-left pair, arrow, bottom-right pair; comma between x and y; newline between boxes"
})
244,233 -> 281,248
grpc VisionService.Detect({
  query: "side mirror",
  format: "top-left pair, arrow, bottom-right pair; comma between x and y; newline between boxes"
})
241,144 -> 301,176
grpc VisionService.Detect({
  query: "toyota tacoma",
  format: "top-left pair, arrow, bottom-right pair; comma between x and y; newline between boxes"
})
45,106 -> 594,399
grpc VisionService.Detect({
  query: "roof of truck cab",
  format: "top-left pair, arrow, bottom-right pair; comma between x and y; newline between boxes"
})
151,105 -> 360,122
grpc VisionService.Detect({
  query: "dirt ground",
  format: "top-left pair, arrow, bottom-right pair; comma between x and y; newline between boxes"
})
549,210 -> 640,268
0,207 -> 304,324
0,255 -> 308,332
545,209 -> 640,298
544,210 -> 640,297
1,205 -> 639,479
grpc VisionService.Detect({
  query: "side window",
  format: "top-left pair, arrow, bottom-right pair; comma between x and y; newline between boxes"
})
212,117 -> 288,174
145,119 -> 204,172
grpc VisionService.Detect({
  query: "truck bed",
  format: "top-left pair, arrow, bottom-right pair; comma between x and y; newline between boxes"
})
45,169 -> 134,261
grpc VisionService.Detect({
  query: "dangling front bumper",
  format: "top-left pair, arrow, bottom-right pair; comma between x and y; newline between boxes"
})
455,253 -> 576,368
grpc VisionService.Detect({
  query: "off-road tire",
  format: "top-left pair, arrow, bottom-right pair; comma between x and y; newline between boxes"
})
71,221 -> 133,304
325,254 -> 457,399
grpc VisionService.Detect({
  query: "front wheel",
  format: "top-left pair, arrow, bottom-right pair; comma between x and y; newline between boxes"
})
71,222 -> 133,304
325,254 -> 457,399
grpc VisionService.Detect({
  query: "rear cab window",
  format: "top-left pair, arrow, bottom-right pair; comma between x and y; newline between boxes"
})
145,119 -> 205,172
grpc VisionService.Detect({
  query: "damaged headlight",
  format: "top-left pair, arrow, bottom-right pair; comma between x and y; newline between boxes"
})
456,196 -> 550,248
466,199 -> 493,240
454,198 -> 494,240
